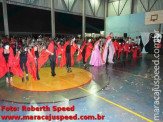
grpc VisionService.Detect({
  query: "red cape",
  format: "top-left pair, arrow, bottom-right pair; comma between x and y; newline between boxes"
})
14,52 -> 35,78
46,41 -> 61,66
118,44 -> 124,58
58,46 -> 64,56
130,43 -> 134,48
0,47 -> 24,78
60,41 -> 78,68
113,41 -> 119,56
124,43 -> 130,57
132,46 -> 142,58
137,46 -> 142,57
76,42 -> 93,62
31,48 -> 47,80
10,39 -> 16,48
132,48 -> 138,58
29,43 -> 61,80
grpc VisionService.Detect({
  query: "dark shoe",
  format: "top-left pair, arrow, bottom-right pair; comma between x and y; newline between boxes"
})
52,73 -> 56,77
37,76 -> 40,80
26,76 -> 29,81
22,77 -> 25,82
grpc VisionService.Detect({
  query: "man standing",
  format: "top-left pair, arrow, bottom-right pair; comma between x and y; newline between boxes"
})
101,33 -> 115,64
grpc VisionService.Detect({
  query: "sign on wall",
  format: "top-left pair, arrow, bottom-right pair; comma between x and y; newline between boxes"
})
145,10 -> 163,25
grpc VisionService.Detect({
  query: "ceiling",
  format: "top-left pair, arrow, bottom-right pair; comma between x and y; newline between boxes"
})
109,0 -> 120,3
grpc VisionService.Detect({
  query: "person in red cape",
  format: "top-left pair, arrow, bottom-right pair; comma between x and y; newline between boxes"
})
130,42 -> 135,49
132,45 -> 138,58
101,33 -> 113,64
128,46 -> 132,59
31,42 -> 44,80
117,42 -> 123,59
60,38 -> 79,72
124,41 -> 130,58
0,43 -> 23,84
15,44 -> 34,82
113,39 -> 119,56
10,36 -> 17,55
30,41 -> 59,80
18,41 -> 22,49
15,41 -> 48,81
122,42 -> 125,58
58,39 -> 65,56
136,46 -> 142,57
46,38 -> 61,76
128,42 -> 134,59
3,35 -> 10,43
76,39 -> 93,69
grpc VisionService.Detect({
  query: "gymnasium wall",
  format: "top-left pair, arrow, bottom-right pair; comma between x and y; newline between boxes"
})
106,12 -> 163,38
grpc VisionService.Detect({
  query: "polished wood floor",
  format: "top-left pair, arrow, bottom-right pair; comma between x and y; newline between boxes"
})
11,67 -> 92,92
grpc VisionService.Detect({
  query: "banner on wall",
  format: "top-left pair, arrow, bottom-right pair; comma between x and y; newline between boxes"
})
141,32 -> 150,53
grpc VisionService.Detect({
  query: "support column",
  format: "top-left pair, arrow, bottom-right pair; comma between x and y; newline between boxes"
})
147,0 -> 150,11
118,0 -> 120,15
51,0 -> 55,38
104,0 -> 108,37
82,0 -> 86,40
131,0 -> 134,14
2,0 -> 9,36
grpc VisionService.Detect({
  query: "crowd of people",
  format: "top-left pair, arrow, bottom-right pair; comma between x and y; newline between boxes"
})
0,33 -> 142,84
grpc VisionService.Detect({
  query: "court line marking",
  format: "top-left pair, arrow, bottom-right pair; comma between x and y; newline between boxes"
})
107,68 -> 163,82
65,67 -> 154,121
78,86 -> 153,122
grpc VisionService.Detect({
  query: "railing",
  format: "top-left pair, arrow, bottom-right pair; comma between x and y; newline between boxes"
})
0,31 -> 80,37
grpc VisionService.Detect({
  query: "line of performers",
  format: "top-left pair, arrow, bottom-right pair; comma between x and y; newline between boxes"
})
0,33 -> 142,84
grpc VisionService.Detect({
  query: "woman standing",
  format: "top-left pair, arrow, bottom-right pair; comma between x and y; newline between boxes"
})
89,37 -> 103,66
31,42 -> 42,80
60,38 -> 79,72
0,43 -> 15,83
46,38 -> 61,76
76,39 -> 93,69
16,44 -> 33,82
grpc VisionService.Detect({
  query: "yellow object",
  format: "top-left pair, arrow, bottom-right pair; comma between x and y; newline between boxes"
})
11,67 -> 92,92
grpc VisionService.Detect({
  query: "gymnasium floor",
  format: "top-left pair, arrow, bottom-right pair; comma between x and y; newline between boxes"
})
0,54 -> 162,122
